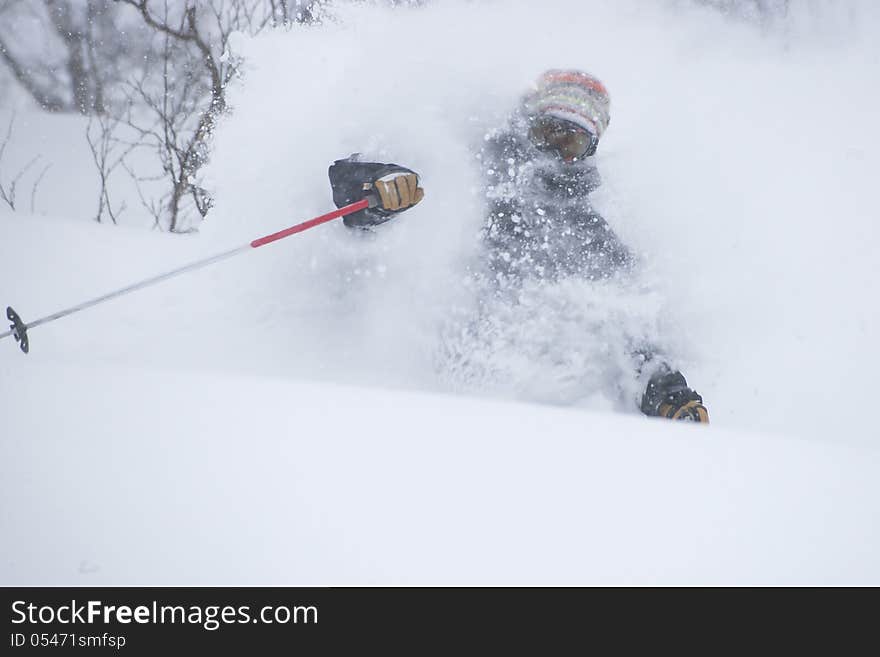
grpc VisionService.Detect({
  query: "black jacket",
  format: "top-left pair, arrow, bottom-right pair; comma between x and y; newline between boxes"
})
477,121 -> 703,416
479,124 -> 634,287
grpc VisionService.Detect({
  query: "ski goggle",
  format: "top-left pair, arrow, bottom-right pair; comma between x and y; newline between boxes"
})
528,117 -> 597,162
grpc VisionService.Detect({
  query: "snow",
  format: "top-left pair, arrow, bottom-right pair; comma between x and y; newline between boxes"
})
1,1 -> 879,584
3,360 -> 878,585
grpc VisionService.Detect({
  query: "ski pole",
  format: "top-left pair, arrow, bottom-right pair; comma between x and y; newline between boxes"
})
1,197 -> 372,354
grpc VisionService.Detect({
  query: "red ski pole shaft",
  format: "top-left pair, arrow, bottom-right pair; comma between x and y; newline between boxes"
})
1,198 -> 371,352
250,198 -> 369,248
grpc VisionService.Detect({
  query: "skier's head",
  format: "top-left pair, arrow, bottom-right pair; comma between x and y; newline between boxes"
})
521,69 -> 611,162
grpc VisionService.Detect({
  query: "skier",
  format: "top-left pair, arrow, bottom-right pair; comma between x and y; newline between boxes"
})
327,69 -> 708,422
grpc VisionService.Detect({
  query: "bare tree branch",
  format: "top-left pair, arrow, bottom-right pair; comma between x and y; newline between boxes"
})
0,113 -> 42,211
30,162 -> 52,213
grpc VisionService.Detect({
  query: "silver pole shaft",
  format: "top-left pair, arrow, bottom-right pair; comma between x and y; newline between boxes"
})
1,244 -> 250,339
1,198 -> 372,345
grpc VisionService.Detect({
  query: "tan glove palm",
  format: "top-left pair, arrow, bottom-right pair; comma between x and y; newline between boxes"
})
373,173 -> 425,211
659,400 -> 710,423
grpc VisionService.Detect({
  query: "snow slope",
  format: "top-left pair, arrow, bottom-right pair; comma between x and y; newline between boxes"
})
3,359 -> 878,585
2,1 -> 880,584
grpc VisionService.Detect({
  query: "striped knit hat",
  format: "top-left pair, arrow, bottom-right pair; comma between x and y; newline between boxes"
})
521,70 -> 611,144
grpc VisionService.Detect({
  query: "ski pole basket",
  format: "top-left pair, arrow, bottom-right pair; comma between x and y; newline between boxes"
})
6,306 -> 29,354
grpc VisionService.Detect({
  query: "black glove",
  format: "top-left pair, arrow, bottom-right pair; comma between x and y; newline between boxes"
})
328,155 -> 425,228
641,368 -> 709,423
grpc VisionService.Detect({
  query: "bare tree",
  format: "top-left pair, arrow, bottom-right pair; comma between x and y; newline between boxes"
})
112,0 -> 326,232
0,0 -> 136,114
85,113 -> 142,224
1,0 -> 326,229
116,1 -> 226,231
0,113 -> 48,212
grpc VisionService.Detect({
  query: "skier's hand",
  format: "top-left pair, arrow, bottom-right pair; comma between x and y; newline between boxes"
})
372,172 -> 425,212
641,368 -> 709,423
658,399 -> 709,423
329,156 -> 424,228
